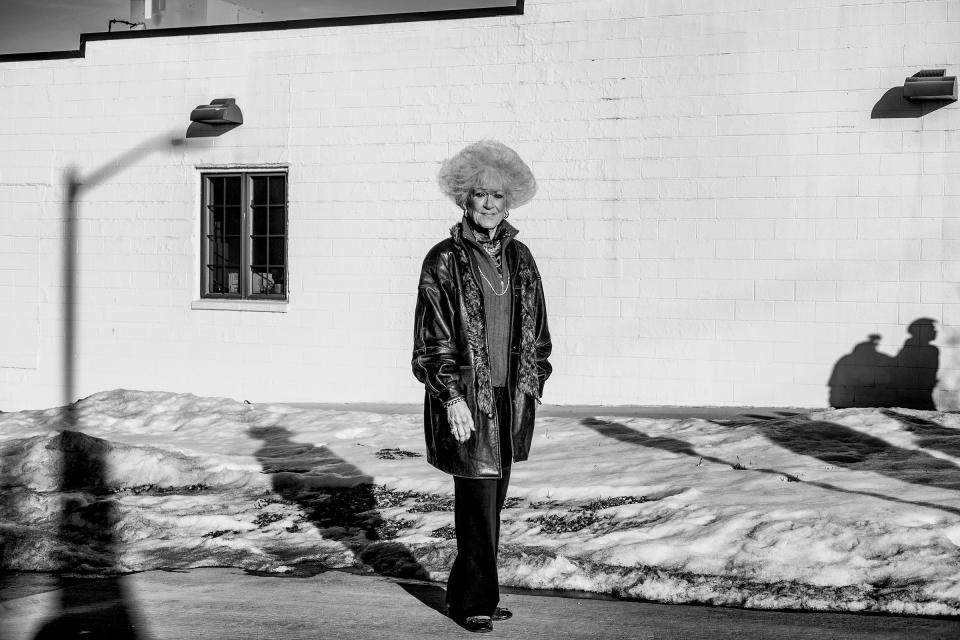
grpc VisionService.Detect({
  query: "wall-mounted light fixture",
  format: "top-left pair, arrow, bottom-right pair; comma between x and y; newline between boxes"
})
903,69 -> 957,101
190,98 -> 244,125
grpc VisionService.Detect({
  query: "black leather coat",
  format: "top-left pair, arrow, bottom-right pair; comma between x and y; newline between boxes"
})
412,223 -> 552,479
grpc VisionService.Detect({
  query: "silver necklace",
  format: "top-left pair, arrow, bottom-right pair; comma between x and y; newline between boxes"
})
476,261 -> 509,296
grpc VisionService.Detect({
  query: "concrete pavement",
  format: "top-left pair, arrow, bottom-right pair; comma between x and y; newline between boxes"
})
1,403 -> 952,639
3,568 -> 959,640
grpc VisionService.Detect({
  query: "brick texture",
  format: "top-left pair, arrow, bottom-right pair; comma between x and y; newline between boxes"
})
1,0 -> 959,410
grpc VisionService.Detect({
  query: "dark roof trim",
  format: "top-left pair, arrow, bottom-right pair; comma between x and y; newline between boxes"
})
0,48 -> 86,63
0,3 -> 522,64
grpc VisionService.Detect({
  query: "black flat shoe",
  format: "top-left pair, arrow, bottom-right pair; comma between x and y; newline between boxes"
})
492,607 -> 513,621
460,616 -> 493,633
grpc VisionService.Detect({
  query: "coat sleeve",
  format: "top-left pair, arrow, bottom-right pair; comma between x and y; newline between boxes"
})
530,254 -> 553,395
412,249 -> 466,404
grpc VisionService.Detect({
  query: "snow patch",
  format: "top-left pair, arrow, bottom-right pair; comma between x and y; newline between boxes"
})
3,390 -> 960,615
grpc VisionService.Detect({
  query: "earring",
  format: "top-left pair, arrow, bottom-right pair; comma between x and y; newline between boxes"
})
504,210 -> 510,219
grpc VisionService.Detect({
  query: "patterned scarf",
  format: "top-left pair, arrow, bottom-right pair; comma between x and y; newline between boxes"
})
449,222 -> 542,413
466,218 -> 508,272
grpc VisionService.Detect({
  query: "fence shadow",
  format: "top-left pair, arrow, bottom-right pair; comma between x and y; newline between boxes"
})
581,417 -> 783,473
582,416 -> 960,518
883,409 -> 960,459
761,414 -> 960,491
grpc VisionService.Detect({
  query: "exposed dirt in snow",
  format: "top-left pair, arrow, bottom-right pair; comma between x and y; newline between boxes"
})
3,390 -> 960,615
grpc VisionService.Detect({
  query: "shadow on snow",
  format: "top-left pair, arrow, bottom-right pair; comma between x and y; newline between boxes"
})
29,428 -> 141,640
581,416 -> 960,518
247,425 -> 430,581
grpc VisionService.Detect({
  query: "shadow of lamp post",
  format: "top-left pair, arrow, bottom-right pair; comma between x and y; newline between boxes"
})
40,99 -> 243,635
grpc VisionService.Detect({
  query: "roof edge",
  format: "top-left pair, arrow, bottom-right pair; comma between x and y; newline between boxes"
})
0,4 -> 522,64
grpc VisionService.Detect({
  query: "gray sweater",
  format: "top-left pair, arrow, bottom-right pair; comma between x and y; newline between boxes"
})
461,218 -> 514,387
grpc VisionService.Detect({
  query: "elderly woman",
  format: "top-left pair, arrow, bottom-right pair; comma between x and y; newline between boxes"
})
412,140 -> 552,633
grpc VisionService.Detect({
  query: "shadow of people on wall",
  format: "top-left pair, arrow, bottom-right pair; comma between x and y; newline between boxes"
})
247,426 -> 429,580
827,319 -> 939,409
891,318 -> 939,410
582,416 -> 960,518
827,334 -> 895,408
31,427 -> 140,640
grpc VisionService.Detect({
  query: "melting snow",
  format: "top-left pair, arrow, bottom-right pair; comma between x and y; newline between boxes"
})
2,390 -> 960,615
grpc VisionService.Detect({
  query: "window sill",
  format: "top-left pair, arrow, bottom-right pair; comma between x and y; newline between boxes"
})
191,299 -> 289,313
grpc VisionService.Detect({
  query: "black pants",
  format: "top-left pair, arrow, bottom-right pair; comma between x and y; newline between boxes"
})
446,387 -> 512,618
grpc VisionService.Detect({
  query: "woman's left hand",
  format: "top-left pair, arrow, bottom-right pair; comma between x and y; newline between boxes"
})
446,398 -> 475,443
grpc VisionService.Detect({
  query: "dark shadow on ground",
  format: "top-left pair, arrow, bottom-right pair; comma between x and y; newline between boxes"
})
760,415 -> 960,491
582,417 -> 960,518
723,411 -> 806,423
827,320 -> 939,409
0,417 -> 12,639
396,580 -> 449,617
32,576 -> 138,640
247,426 -> 429,580
883,409 -> 960,459
582,417 -> 799,479
31,428 -> 140,640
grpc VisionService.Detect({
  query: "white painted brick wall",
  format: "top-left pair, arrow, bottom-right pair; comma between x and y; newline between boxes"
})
1,0 -> 959,410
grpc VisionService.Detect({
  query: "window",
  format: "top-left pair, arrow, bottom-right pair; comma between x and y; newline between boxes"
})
201,171 -> 287,300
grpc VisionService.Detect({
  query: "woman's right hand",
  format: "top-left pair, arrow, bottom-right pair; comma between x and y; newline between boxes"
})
446,399 -> 475,443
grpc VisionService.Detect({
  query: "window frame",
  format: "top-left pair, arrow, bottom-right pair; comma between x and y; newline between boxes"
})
199,169 -> 289,302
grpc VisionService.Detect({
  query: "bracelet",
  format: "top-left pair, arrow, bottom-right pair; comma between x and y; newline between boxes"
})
443,396 -> 465,408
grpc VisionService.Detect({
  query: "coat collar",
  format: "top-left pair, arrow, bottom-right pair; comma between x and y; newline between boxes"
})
450,216 -> 519,244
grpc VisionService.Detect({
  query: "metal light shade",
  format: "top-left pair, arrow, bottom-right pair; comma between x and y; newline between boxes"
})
903,70 -> 957,101
190,98 -> 244,124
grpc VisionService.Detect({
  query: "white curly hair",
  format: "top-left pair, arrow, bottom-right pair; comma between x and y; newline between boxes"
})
437,140 -> 537,210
